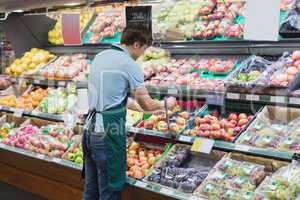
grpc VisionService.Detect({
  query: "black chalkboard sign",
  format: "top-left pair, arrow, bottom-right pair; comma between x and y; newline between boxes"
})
125,6 -> 152,31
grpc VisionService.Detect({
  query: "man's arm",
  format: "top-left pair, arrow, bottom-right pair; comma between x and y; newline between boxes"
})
127,97 -> 144,112
133,87 -> 176,112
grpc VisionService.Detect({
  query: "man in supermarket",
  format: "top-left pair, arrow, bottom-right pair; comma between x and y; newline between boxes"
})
83,24 -> 176,200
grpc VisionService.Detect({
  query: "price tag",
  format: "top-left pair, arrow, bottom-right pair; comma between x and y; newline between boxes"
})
0,143 -> 4,148
227,93 -> 240,100
167,88 -> 178,95
36,154 -> 45,159
31,110 -> 40,116
235,144 -> 250,152
246,94 -> 259,101
270,96 -> 285,104
290,97 -> 300,105
160,188 -> 173,195
206,92 -> 224,106
135,181 -> 147,188
189,196 -> 205,200
77,88 -> 89,115
13,109 -> 24,117
52,157 -> 62,163
191,138 -> 214,154
179,135 -> 193,143
58,81 -> 65,87
33,79 -> 40,84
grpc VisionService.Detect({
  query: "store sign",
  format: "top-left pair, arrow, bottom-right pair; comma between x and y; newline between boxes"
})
244,0 -> 280,41
126,6 -> 152,31
62,13 -> 81,45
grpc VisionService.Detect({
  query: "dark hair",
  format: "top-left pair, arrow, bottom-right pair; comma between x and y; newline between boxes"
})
121,25 -> 153,46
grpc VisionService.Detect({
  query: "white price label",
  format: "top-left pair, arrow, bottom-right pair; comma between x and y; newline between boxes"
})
135,181 -> 147,188
227,93 -> 240,100
235,144 -> 250,152
179,135 -> 193,143
160,188 -> 173,195
189,196 -> 205,200
31,110 -> 40,116
13,109 -> 24,117
52,157 -> 62,163
58,81 -> 65,87
246,94 -> 259,101
191,138 -> 215,154
33,79 -> 40,84
167,88 -> 178,95
0,143 -> 4,148
36,154 -> 45,159
270,96 -> 285,103
290,98 -> 300,105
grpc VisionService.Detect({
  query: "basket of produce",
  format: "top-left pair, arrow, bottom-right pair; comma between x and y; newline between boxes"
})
182,104 -> 256,142
145,144 -> 226,194
236,105 -> 300,153
5,48 -> 56,77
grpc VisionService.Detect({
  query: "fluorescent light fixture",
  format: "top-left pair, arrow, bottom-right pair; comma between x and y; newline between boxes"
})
64,2 -> 81,6
13,9 -> 24,13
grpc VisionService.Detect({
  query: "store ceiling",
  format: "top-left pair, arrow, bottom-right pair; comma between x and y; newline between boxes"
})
0,0 -> 86,12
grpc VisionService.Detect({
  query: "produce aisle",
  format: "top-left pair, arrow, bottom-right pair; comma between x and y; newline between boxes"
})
1,0 -> 300,200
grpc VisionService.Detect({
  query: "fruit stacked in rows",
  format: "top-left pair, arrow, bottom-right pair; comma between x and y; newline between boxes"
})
183,113 -> 253,141
65,144 -> 83,165
38,88 -> 78,114
16,88 -> 48,110
271,51 -> 300,87
193,58 -> 236,73
0,123 -> 15,139
237,120 -> 300,153
143,105 -> 190,133
6,48 -> 55,76
88,10 -> 125,43
126,141 -> 163,179
195,158 -> 266,199
40,54 -> 90,80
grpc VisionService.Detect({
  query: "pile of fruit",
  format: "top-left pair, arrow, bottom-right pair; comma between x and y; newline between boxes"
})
0,122 -> 15,139
183,112 -> 253,141
38,88 -> 78,114
147,145 -> 217,193
6,48 -> 55,76
40,54 -> 90,80
64,144 -> 83,165
87,10 -> 125,43
195,157 -> 266,199
126,110 -> 143,127
2,123 -> 76,158
154,0 -> 245,40
0,95 -> 17,107
270,51 -> 300,87
48,11 -> 93,45
141,105 -> 192,134
16,88 -> 48,110
126,141 -> 163,179
190,78 -> 226,91
193,59 -> 237,73
256,162 -> 300,200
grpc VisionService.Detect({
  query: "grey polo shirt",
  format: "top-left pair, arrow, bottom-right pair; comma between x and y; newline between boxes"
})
87,44 -> 144,132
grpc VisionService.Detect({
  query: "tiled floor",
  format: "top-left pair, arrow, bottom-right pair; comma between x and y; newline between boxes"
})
0,182 -> 45,200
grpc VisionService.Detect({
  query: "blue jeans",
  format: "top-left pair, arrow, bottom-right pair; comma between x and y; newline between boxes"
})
83,134 -> 121,200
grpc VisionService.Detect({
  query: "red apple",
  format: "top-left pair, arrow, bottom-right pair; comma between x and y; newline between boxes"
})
238,119 -> 249,127
144,120 -> 155,129
179,111 -> 190,120
228,113 -> 238,121
292,51 -> 300,60
211,122 -> 221,130
238,113 -> 248,120
157,121 -> 168,132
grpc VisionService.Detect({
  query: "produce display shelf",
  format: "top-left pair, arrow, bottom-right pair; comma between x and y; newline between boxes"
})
9,77 -> 88,89
0,106 -> 64,122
